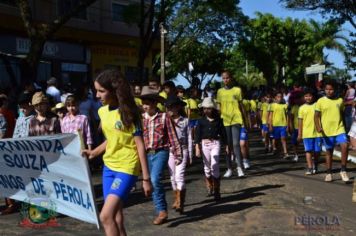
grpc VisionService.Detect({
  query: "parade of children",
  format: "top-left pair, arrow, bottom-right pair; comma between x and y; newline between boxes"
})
0,70 -> 355,236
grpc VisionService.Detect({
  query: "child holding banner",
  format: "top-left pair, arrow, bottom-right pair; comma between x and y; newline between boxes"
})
61,95 -> 92,150
82,70 -> 151,236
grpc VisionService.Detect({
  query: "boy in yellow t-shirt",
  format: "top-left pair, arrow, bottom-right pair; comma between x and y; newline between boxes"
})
268,91 -> 288,158
288,94 -> 303,162
258,93 -> 273,153
298,89 -> 321,175
315,80 -> 349,182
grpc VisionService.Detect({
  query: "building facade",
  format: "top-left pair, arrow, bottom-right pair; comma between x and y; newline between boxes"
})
0,0 -> 157,90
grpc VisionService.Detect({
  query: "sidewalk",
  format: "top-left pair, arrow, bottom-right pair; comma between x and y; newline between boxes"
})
1,131 -> 356,235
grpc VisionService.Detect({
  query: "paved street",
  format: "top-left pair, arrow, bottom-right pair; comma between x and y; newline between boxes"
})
1,131 -> 356,236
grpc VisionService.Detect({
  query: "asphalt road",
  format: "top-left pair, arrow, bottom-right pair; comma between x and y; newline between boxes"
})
1,131 -> 355,236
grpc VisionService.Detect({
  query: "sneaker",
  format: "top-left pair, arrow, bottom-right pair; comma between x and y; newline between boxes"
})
282,153 -> 289,159
305,169 -> 313,175
237,167 -> 245,177
340,171 -> 350,182
262,138 -> 265,142
243,159 -> 250,169
312,168 -> 317,174
223,169 -> 232,178
293,155 -> 299,162
324,173 -> 333,182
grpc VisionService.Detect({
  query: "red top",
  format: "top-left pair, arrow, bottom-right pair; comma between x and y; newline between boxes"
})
1,108 -> 15,138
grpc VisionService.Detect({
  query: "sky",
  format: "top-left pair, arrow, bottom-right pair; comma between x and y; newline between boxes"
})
175,0 -> 353,87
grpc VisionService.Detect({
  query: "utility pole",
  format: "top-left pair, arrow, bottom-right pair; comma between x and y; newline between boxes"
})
245,60 -> 248,78
160,23 -> 167,85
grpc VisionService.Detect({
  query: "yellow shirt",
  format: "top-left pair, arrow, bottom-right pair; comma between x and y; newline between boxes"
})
187,98 -> 201,120
315,96 -> 345,136
260,102 -> 269,124
98,105 -> 140,176
290,105 -> 299,129
157,91 -> 167,112
217,87 -> 243,126
268,103 -> 288,127
243,99 -> 251,112
134,97 -> 142,106
298,103 -> 321,138
250,100 -> 257,112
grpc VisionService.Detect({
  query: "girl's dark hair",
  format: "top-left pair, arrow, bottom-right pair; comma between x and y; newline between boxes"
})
95,70 -> 141,129
221,70 -> 232,78
65,95 -> 78,107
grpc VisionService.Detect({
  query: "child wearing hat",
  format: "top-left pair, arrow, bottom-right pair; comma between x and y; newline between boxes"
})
165,96 -> 192,214
195,97 -> 227,201
140,86 -> 182,225
29,92 -> 61,136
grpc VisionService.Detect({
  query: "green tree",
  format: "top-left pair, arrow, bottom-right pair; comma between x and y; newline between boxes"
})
238,13 -> 346,86
280,0 -> 356,28
165,39 -> 226,88
161,0 -> 247,87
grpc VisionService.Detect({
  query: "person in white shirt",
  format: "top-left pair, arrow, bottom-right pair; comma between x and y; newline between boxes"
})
46,77 -> 61,103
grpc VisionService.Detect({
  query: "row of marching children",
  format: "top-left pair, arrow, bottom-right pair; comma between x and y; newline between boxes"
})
80,69 -> 251,235
256,80 -> 352,183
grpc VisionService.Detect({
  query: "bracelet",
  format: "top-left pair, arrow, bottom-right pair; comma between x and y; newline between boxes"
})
142,178 -> 151,182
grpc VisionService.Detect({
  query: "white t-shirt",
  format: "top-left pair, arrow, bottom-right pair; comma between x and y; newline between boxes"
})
46,86 -> 61,103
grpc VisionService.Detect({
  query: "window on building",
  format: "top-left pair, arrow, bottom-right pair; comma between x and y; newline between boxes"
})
112,2 -> 127,22
0,0 -> 16,6
57,0 -> 88,20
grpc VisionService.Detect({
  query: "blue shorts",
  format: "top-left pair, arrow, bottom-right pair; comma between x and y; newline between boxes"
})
291,129 -> 299,145
261,124 -> 269,132
189,119 -> 199,128
103,166 -> 137,202
240,127 -> 248,141
273,126 -> 287,139
322,133 -> 348,150
303,137 -> 322,152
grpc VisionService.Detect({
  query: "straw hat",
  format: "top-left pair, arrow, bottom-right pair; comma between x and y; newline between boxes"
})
32,92 -> 49,106
199,97 -> 217,109
139,86 -> 165,102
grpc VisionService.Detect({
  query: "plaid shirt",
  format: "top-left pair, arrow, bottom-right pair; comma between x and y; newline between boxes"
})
172,116 -> 192,158
143,112 -> 182,160
29,115 -> 61,136
61,114 -> 93,145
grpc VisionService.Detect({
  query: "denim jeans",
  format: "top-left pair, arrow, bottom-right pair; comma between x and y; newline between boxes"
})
225,124 -> 242,168
344,105 -> 353,133
147,150 -> 169,213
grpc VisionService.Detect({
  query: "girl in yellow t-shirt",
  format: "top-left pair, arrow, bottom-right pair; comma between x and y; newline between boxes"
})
268,91 -> 289,158
82,70 -> 152,236
216,70 -> 248,178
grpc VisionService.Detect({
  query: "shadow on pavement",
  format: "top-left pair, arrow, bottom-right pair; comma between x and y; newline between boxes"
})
168,184 -> 284,227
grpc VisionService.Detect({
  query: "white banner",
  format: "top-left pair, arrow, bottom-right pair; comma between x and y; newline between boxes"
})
0,134 -> 100,228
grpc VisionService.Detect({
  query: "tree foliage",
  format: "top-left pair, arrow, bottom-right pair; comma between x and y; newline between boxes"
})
280,0 -> 356,28
237,13 -> 346,86
161,0 -> 247,87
